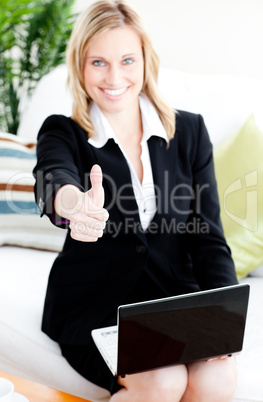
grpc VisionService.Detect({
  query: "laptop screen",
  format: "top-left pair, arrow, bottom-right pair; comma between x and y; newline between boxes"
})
117,284 -> 249,375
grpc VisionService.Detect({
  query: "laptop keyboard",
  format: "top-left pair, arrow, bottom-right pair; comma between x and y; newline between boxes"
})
100,329 -> 118,367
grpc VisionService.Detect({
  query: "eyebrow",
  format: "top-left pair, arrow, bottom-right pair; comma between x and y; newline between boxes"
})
86,53 -> 139,60
122,53 -> 138,57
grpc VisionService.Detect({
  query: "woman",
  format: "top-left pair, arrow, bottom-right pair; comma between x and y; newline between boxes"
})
33,0 -> 239,400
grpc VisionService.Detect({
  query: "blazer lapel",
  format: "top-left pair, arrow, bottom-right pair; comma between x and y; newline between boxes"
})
148,136 -> 177,221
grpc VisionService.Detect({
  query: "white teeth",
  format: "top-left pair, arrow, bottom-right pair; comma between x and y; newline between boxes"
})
103,87 -> 127,96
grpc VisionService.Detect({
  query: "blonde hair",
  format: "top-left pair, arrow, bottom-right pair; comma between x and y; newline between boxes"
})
66,0 -> 175,140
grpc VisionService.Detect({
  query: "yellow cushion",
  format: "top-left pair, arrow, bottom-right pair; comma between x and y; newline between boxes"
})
214,115 -> 263,279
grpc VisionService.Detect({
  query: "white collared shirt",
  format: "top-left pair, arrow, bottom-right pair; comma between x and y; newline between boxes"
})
88,95 -> 168,230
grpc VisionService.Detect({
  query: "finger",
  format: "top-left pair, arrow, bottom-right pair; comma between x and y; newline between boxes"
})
70,231 -> 100,242
207,355 -> 229,362
70,224 -> 104,242
89,164 -> 104,208
72,205 -> 109,222
69,219 -> 106,236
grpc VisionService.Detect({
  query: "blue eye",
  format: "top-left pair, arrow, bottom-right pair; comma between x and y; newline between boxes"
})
123,58 -> 133,65
93,60 -> 105,66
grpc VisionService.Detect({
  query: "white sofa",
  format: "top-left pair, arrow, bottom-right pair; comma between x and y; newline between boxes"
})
0,65 -> 263,402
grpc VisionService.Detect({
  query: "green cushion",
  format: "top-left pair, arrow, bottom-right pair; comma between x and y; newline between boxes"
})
214,115 -> 263,279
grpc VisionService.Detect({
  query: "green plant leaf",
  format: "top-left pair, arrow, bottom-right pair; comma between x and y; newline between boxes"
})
0,0 -> 75,133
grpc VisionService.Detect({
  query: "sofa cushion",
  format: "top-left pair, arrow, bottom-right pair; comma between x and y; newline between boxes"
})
0,246 -> 110,401
17,65 -> 72,141
214,115 -> 263,279
0,133 -> 66,251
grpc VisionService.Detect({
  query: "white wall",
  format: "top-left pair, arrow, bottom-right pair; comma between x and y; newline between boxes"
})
74,0 -> 263,79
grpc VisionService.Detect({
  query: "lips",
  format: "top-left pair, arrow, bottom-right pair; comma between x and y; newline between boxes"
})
101,87 -> 129,96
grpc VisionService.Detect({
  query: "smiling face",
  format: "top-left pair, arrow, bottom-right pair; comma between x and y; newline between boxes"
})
83,25 -> 144,119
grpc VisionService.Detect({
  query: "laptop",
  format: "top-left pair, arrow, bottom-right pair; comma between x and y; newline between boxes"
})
91,283 -> 250,376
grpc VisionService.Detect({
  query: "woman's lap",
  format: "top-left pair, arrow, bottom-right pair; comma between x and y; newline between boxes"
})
60,339 -> 122,395
59,272 -> 236,398
60,269 -> 169,394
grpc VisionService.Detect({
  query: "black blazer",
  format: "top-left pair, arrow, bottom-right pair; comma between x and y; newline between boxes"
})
33,110 -> 238,345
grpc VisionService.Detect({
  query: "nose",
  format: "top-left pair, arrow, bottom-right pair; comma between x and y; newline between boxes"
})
105,64 -> 122,86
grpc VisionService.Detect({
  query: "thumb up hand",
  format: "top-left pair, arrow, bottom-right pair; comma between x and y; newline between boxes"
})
69,164 -> 109,242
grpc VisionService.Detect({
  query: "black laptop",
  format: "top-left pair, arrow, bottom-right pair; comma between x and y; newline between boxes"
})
92,283 -> 250,376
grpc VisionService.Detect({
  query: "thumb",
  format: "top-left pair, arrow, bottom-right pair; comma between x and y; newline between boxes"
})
89,164 -> 104,208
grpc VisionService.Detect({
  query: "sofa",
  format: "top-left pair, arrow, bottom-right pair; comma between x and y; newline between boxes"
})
0,65 -> 263,402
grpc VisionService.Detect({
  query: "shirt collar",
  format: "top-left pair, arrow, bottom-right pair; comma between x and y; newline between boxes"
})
88,94 -> 168,148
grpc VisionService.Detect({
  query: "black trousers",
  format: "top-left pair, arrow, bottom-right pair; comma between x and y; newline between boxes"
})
60,269 -> 169,395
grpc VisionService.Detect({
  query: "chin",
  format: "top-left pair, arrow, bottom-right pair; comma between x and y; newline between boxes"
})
100,99 -> 131,114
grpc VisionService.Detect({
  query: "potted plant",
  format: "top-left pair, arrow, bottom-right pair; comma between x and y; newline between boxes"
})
0,0 -> 75,134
